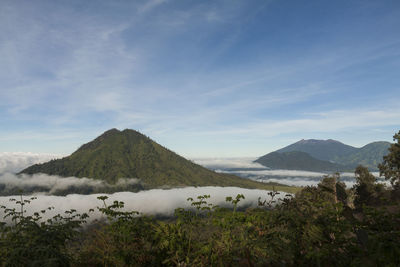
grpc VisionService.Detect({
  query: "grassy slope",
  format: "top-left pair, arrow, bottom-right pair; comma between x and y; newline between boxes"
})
21,129 -> 299,193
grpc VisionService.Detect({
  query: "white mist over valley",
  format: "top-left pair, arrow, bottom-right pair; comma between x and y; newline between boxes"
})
0,187 -> 286,224
191,157 -> 384,187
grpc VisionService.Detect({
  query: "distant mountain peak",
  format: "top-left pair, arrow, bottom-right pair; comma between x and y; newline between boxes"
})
296,139 -> 343,145
75,128 -> 147,153
101,128 -> 121,136
327,139 -> 341,143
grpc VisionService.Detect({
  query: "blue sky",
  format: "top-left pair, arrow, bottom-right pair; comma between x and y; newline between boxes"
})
1,0 -> 399,157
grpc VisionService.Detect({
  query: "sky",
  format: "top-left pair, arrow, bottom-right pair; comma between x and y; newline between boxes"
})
1,0 -> 399,157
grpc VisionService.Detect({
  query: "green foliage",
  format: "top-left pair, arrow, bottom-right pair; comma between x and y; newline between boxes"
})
352,206 -> 400,266
73,174 -> 399,266
1,180 -> 399,266
353,165 -> 387,209
77,196 -> 161,266
0,195 -> 87,266
379,131 -> 400,189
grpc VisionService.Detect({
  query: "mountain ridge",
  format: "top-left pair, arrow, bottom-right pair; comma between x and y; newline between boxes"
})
257,139 -> 391,171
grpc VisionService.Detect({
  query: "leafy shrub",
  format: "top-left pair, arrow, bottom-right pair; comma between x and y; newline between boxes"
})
0,195 -> 87,266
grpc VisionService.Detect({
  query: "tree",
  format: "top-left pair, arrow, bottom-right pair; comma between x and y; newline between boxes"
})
353,165 -> 381,208
379,131 -> 400,189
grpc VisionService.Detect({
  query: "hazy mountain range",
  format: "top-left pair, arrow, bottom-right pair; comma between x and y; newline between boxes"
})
20,129 -> 291,191
255,139 -> 391,172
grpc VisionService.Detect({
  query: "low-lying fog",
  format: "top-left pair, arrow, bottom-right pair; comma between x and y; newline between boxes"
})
0,187 -> 286,223
192,157 -> 385,187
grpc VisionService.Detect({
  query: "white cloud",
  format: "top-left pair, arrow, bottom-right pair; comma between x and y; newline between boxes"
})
0,187 -> 283,224
0,1 -> 398,158
0,173 -> 140,195
258,177 -> 389,188
223,169 -> 328,177
194,106 -> 400,138
218,168 -> 387,188
191,157 -> 265,169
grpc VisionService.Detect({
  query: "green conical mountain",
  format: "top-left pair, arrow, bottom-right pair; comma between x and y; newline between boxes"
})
21,129 -> 293,191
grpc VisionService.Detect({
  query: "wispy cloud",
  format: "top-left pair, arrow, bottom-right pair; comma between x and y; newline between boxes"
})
138,0 -> 168,14
0,0 -> 399,156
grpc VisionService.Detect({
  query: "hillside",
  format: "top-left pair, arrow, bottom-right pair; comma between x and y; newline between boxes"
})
20,129 -> 295,192
333,141 -> 391,170
254,151 -> 346,172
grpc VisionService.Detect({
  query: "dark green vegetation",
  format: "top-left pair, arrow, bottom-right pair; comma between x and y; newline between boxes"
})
255,151 -> 345,172
256,138 -> 391,171
379,131 -> 400,191
2,131 -> 399,266
21,129 -> 296,193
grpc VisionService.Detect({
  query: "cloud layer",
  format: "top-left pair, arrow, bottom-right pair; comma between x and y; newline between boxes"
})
0,187 -> 284,224
195,157 -> 386,187
192,157 -> 265,169
0,173 -> 141,196
222,169 -> 386,188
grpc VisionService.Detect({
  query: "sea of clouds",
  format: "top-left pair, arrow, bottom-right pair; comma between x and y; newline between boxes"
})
192,157 -> 385,187
0,187 -> 285,224
191,157 -> 265,169
0,173 -> 142,195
